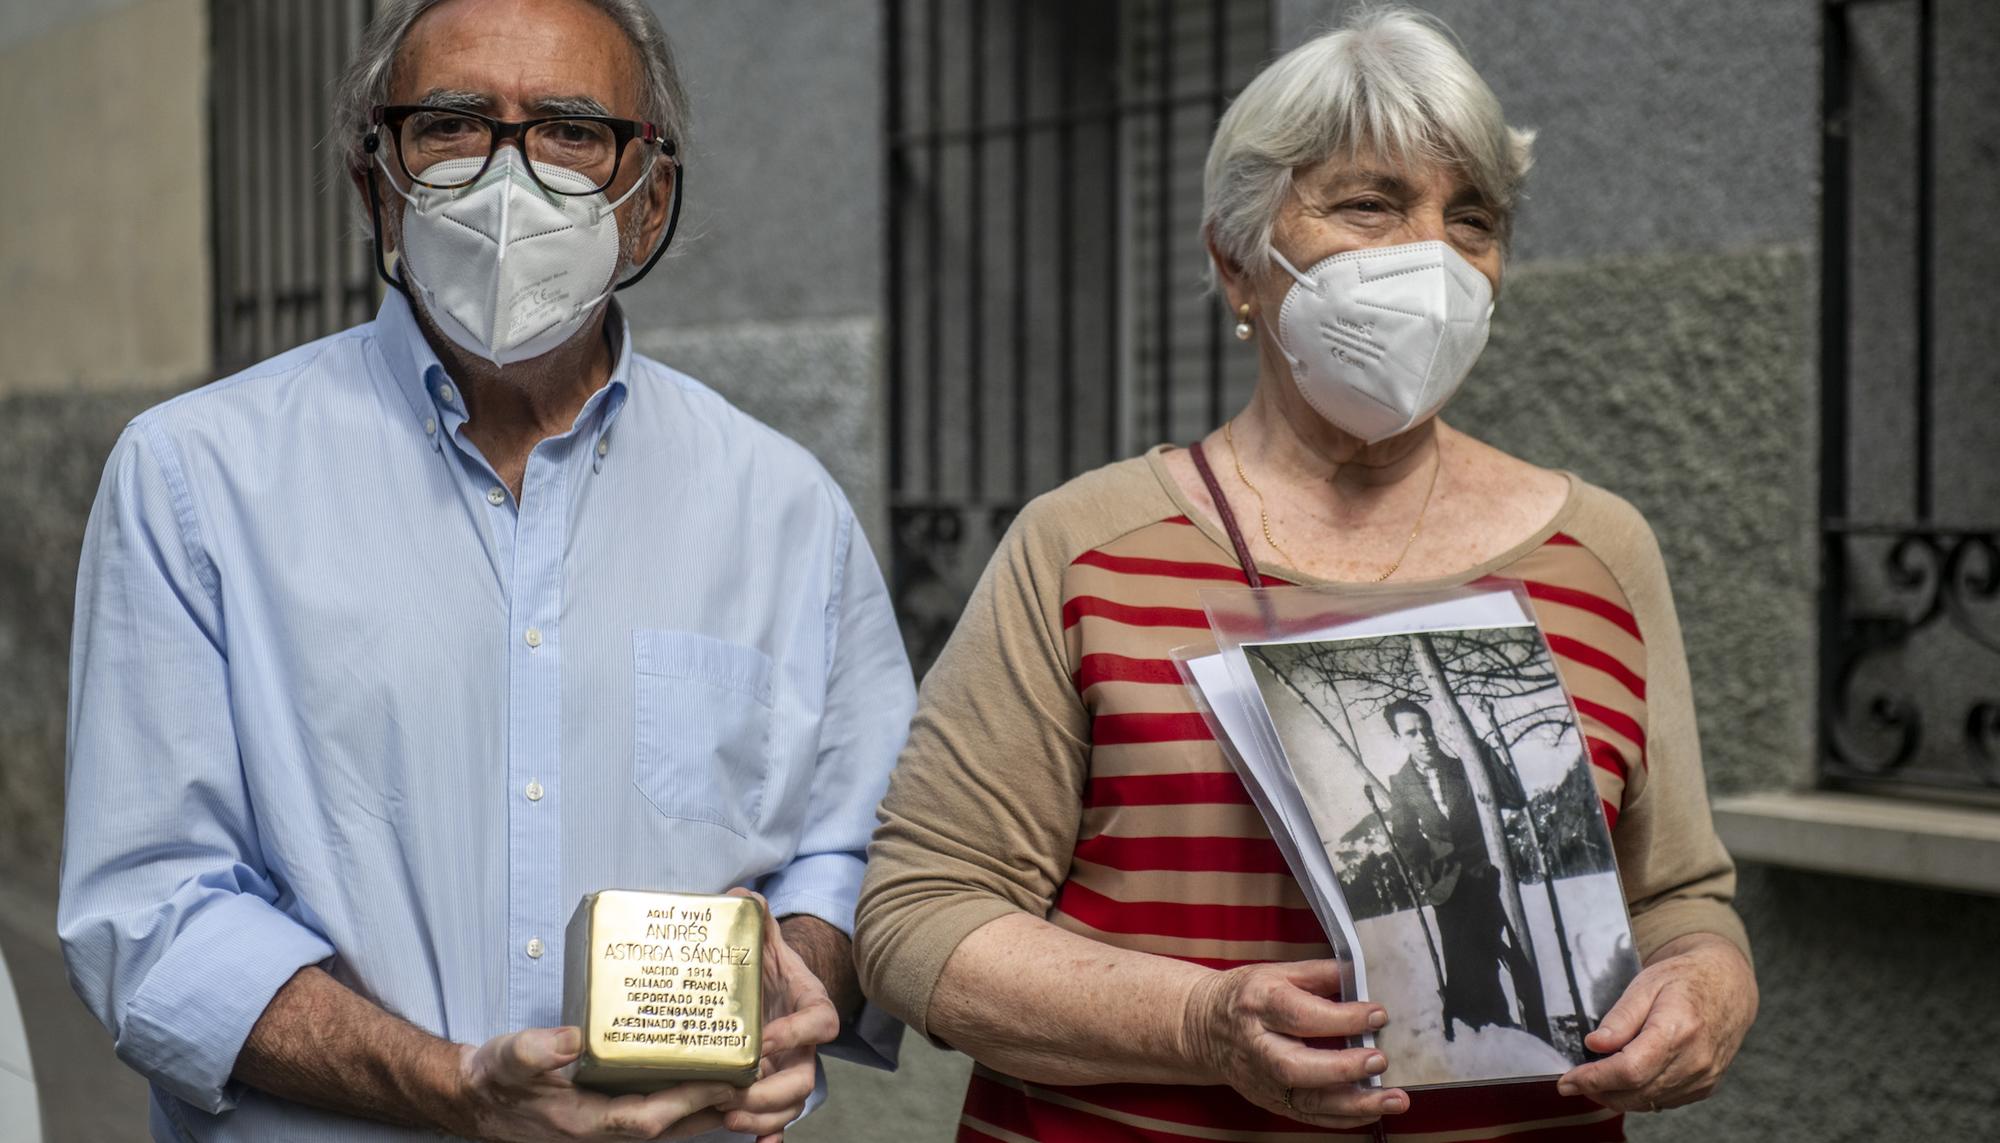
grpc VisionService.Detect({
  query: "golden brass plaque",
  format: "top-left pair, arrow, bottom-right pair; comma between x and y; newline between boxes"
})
563,890 -> 764,1092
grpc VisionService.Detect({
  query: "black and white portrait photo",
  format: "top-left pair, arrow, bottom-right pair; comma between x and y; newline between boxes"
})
1244,624 -> 1641,1089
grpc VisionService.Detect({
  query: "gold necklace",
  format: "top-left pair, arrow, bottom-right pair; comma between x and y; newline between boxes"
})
1225,419 -> 1305,570
1224,419 -> 1443,583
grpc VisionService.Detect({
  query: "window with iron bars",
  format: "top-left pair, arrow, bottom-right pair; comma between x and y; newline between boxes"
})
885,0 -> 1273,671
210,0 -> 381,374
1818,0 -> 2000,803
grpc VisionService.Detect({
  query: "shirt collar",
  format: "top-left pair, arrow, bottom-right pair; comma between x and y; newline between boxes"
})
371,289 -> 635,458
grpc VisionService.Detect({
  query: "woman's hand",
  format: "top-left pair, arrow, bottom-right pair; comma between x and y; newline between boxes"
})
1557,933 -> 1757,1112
1182,959 -> 1408,1128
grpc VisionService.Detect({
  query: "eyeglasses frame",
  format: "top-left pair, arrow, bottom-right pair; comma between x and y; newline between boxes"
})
369,103 -> 676,197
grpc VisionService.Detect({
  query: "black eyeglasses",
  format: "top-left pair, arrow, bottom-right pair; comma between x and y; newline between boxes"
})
368,104 -> 676,197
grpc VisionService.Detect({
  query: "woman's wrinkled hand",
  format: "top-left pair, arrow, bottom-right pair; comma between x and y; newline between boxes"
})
1558,933 -> 1757,1112
1181,959 -> 1407,1128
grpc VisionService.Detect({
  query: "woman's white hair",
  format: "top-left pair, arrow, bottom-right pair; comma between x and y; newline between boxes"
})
330,0 -> 689,176
1202,5 -> 1534,286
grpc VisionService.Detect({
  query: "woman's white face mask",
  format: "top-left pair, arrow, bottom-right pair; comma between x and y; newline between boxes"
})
381,148 -> 646,366
1267,240 -> 1494,444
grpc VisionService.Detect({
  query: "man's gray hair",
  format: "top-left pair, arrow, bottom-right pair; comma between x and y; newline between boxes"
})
330,0 -> 689,175
1202,5 -> 1534,285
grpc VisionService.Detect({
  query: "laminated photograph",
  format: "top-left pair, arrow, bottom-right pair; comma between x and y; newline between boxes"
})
1188,583 -> 1640,1091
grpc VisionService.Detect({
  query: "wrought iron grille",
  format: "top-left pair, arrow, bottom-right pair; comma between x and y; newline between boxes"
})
1819,0 -> 2000,799
210,0 -> 381,373
885,0 -> 1271,670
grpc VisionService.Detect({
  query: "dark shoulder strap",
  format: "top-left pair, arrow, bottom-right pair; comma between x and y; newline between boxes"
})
1188,440 -> 1264,588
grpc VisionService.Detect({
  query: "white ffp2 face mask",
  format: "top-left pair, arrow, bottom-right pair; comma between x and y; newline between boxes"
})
1269,240 -> 1494,444
383,148 -> 643,366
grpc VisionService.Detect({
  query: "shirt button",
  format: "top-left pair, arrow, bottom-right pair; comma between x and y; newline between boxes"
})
526,937 -> 545,959
596,438 -> 610,458
525,780 -> 544,802
424,417 -> 436,435
524,626 -> 543,649
438,383 -> 456,404
487,486 -> 505,506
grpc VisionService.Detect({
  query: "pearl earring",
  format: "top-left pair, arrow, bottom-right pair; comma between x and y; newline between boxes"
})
1234,303 -> 1254,341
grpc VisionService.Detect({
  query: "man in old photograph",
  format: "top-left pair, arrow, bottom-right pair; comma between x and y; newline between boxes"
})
1381,699 -> 1537,1037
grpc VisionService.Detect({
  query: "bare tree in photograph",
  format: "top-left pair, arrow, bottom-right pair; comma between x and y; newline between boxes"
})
1406,632 -> 1550,1040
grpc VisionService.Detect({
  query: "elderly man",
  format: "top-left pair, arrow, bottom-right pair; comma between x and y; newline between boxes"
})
58,1 -> 912,1139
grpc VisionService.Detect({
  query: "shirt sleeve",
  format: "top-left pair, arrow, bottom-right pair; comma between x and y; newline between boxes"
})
1583,492 -> 1753,965
853,501 -> 1095,1042
757,505 -> 915,1070
57,422 -> 335,1114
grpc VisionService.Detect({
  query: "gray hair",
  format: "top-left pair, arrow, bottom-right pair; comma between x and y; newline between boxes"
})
330,0 -> 690,175
1202,5 -> 1534,286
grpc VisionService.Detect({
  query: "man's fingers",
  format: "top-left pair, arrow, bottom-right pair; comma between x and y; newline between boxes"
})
761,995 -> 839,1054
1585,969 -> 1664,1054
592,1082 -> 736,1138
484,1026 -> 582,1085
720,1054 -> 816,1137
661,1108 -> 729,1140
723,1054 -> 816,1114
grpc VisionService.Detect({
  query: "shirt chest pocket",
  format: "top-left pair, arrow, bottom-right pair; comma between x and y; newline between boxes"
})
633,630 -> 774,838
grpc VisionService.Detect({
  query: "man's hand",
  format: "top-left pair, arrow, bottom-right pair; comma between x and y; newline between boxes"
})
1181,959 -> 1407,1129
775,912 -> 864,1025
715,892 -> 841,1142
1557,933 -> 1757,1112
447,1027 -> 734,1142
239,966 -> 734,1140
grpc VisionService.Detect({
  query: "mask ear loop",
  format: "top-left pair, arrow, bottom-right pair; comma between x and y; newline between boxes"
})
1258,247 -> 1317,373
1266,247 -> 1319,294
613,141 -> 683,291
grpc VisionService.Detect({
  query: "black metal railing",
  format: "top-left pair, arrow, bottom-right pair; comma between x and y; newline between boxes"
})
1818,0 -> 1999,799
884,0 -> 1270,670
210,0 -> 380,373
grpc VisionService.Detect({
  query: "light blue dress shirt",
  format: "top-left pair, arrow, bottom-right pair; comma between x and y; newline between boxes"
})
58,292 -> 914,1141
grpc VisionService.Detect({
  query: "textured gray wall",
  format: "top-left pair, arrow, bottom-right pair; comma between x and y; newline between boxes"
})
1278,0 -> 1820,261
624,0 -> 890,543
632,0 -> 883,329
1461,248 -> 1819,797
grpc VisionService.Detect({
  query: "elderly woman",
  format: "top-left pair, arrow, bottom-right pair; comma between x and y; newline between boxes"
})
854,8 -> 1756,1141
